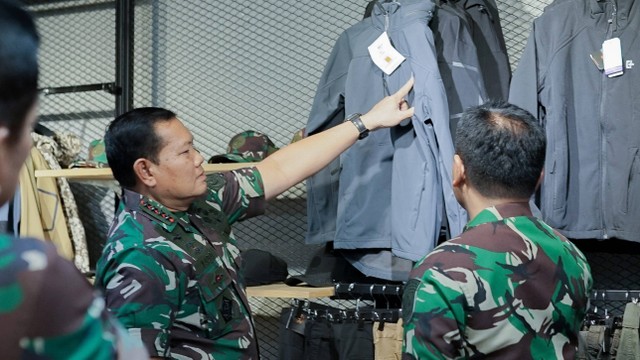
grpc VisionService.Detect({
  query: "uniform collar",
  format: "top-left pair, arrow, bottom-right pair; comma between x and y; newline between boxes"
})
121,188 -> 184,232
465,201 -> 533,230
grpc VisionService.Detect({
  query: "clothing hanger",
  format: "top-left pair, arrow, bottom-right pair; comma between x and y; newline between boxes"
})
34,123 -> 55,137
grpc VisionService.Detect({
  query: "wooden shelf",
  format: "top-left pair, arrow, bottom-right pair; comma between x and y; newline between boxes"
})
34,163 -> 258,180
246,283 -> 335,298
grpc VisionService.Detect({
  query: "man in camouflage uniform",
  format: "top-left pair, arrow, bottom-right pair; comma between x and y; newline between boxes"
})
0,2 -> 147,358
96,79 -> 415,359
402,100 -> 593,359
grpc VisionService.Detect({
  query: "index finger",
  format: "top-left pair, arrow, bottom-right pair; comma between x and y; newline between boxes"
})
394,76 -> 414,100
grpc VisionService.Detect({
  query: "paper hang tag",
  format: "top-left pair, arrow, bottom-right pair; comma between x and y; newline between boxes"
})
603,37 -> 623,77
368,32 -> 406,75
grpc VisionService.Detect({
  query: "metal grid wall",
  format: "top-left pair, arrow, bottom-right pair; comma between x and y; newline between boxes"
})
29,0 -> 640,358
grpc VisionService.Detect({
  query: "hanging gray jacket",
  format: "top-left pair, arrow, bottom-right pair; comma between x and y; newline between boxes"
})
306,0 -> 466,262
509,0 -> 640,241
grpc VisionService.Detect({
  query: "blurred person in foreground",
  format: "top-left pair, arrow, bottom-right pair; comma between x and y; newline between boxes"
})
402,100 -> 592,359
0,1 -> 148,358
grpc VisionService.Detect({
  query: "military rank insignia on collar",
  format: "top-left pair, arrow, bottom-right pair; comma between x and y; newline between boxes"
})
138,198 -> 178,230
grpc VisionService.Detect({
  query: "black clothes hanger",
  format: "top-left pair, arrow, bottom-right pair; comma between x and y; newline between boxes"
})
34,123 -> 55,137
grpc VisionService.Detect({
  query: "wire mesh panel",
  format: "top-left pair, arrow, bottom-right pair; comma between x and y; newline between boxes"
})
133,0 -> 366,165
496,0 -> 552,69
29,0 -> 116,147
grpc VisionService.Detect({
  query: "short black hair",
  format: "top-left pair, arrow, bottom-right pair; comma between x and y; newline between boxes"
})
0,0 -> 39,142
455,100 -> 546,199
105,107 -> 177,188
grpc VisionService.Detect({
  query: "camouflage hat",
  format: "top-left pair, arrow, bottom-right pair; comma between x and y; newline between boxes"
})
88,138 -> 108,165
208,130 -> 279,163
68,138 -> 109,169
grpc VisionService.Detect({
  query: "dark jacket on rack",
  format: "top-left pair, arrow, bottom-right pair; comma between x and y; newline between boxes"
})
509,0 -> 640,241
430,2 -> 487,135
306,0 -> 466,265
457,0 -> 511,100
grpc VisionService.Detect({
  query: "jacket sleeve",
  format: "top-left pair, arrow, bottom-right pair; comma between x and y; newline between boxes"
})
306,30 -> 352,134
509,23 -> 543,122
305,30 -> 353,244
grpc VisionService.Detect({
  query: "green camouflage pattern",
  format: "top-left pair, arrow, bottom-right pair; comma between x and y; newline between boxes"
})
402,202 -> 593,359
0,234 -> 147,359
208,130 -> 279,163
95,167 -> 265,359
88,138 -> 108,165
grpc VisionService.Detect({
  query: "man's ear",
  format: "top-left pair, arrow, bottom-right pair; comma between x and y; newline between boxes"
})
452,154 -> 466,188
133,158 -> 156,187
0,126 -> 10,143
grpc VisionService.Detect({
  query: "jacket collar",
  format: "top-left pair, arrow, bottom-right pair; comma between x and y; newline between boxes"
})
369,0 -> 435,31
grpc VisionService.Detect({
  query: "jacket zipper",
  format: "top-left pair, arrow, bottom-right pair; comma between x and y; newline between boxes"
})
600,0 -> 618,239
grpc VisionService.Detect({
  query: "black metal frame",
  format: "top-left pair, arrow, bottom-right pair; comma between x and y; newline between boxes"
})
32,0 -> 134,118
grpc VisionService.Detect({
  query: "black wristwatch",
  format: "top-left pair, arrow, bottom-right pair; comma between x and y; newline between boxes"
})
346,113 -> 369,140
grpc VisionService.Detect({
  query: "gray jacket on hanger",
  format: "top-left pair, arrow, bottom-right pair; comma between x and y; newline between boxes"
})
509,0 -> 640,241
306,0 -> 466,264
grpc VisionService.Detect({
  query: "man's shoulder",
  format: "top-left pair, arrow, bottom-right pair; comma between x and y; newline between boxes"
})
0,235 -> 55,278
0,233 -> 52,255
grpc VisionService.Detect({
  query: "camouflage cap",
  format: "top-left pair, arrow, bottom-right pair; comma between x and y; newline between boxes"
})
88,138 -> 108,165
208,130 -> 279,163
69,138 -> 109,168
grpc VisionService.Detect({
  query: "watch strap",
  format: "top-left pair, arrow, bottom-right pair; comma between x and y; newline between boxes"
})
347,113 -> 369,140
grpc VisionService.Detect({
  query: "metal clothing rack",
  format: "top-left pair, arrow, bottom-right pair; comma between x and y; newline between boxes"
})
589,289 -> 640,317
591,289 -> 640,302
333,282 -> 404,309
288,298 -> 402,325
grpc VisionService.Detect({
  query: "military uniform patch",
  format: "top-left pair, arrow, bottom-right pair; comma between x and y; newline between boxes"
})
402,278 -> 421,324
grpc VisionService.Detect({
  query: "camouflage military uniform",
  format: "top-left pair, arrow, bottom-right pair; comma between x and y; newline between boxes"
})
0,234 -> 147,359
402,202 -> 593,359
95,167 -> 265,359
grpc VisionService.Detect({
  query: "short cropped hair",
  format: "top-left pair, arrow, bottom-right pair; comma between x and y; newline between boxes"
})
104,107 -> 177,188
0,0 -> 39,142
455,100 -> 546,199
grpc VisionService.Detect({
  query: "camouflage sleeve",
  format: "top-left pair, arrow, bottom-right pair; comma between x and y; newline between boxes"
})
206,166 -> 265,224
5,238 -> 148,359
98,246 -> 185,357
402,247 -> 470,360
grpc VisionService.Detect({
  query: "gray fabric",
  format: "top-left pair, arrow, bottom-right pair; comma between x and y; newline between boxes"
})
341,249 -> 413,282
509,0 -> 640,241
617,303 -> 640,360
306,0 -> 466,272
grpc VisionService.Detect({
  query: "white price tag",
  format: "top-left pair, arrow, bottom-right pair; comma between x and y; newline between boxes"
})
603,37 -> 623,77
367,32 -> 405,75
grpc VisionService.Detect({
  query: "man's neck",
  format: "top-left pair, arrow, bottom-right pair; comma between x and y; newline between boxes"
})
464,191 -> 530,221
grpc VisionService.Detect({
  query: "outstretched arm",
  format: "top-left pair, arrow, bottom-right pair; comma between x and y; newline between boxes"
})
257,77 -> 415,200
